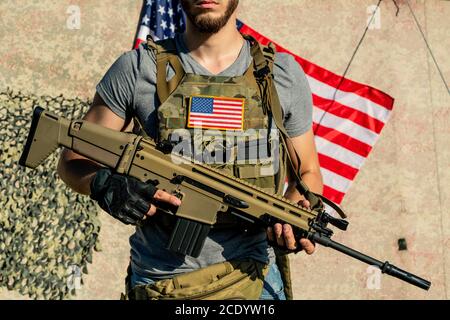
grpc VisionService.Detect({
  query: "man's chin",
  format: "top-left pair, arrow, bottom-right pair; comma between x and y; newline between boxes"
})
191,17 -> 227,33
194,11 -> 222,20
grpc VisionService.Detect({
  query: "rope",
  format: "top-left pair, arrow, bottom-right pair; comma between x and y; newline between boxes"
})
405,0 -> 450,95
392,0 -> 400,16
314,0 -> 383,134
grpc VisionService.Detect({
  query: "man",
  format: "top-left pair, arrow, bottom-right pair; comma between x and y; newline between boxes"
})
57,0 -> 322,300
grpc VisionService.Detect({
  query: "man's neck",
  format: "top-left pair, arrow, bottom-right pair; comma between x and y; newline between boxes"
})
183,19 -> 245,74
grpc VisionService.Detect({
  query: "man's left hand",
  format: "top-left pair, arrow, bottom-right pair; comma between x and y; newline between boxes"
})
266,199 -> 316,255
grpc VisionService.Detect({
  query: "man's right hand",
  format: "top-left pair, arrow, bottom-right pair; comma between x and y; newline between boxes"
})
89,168 -> 181,225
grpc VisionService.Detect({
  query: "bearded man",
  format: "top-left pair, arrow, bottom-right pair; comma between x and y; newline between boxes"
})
57,0 -> 321,300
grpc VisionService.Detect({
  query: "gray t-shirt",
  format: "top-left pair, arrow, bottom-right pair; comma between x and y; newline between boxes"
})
96,34 -> 313,279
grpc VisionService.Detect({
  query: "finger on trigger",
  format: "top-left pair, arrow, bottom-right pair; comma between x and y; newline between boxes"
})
146,204 -> 157,216
154,190 -> 181,206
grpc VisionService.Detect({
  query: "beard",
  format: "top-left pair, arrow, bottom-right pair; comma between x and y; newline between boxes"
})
181,0 -> 239,34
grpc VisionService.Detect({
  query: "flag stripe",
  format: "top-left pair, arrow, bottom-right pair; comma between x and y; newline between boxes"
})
189,122 -> 242,129
189,117 -> 242,124
214,106 -> 243,110
307,75 -> 392,123
214,100 -> 243,105
211,109 -> 243,114
213,106 -> 243,111
315,136 -> 366,170
189,119 -> 242,125
135,38 -> 144,48
190,113 -> 242,119
318,153 -> 359,181
137,25 -> 152,43
313,108 -> 379,147
300,63 -> 395,111
320,168 -> 353,194
312,123 -> 373,158
313,94 -> 385,134
322,185 -> 346,204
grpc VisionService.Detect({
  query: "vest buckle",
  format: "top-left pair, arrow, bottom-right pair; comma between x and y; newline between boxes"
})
254,65 -> 271,81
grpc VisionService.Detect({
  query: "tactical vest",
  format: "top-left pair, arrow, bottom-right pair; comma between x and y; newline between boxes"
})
133,34 -> 288,198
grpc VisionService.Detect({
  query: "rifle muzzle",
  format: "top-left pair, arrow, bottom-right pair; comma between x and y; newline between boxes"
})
381,262 -> 431,291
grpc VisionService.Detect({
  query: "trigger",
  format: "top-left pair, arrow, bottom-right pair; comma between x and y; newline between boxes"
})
172,190 -> 184,201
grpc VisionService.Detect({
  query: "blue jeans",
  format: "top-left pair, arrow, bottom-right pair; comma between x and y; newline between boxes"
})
129,263 -> 286,300
259,263 -> 286,300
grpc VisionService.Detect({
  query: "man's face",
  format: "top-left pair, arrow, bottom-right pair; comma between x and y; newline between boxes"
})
181,0 -> 239,34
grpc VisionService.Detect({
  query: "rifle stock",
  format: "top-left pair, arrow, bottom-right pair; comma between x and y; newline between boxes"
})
19,107 -> 431,291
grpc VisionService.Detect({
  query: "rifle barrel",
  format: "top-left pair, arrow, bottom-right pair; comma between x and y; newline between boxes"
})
311,233 -> 431,290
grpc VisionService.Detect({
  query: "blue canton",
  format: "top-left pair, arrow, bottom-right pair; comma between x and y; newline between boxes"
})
191,97 -> 214,113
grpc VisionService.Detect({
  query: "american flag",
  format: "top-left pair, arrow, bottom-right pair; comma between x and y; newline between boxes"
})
187,96 -> 244,130
135,0 -> 185,42
133,1 -> 394,206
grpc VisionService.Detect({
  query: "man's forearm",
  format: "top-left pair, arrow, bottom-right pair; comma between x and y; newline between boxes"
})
56,149 -> 101,196
284,170 -> 323,203
300,171 -> 323,195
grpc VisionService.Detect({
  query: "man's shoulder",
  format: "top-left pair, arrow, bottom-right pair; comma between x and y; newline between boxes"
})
111,43 -> 156,72
273,52 -> 296,68
139,41 -> 158,58
272,52 -> 308,89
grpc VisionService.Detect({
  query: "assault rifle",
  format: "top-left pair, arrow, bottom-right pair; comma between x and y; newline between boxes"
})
19,107 -> 431,290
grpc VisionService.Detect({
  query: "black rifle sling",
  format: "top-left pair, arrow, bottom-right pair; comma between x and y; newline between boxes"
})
247,35 -> 346,218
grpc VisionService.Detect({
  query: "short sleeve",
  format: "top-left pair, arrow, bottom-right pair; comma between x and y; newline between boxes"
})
273,53 -> 313,137
96,50 -> 138,119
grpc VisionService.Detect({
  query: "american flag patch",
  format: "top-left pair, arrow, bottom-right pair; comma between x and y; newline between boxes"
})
187,95 -> 245,131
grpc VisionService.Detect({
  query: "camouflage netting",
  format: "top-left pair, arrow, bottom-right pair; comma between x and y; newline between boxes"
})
0,89 -> 101,300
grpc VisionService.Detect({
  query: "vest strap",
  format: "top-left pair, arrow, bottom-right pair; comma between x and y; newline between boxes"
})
147,35 -> 186,104
243,35 -> 346,217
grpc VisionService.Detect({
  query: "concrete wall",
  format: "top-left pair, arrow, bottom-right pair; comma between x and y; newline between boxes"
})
0,0 -> 448,299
